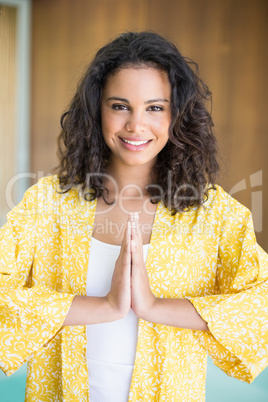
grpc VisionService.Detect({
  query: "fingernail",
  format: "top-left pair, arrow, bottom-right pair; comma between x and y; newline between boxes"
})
134,212 -> 139,220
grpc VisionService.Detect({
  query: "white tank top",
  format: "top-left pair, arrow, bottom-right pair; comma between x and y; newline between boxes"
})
86,237 -> 150,402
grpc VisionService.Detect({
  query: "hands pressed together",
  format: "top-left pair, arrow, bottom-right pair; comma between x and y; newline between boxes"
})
64,213 -> 208,330
105,212 -> 156,321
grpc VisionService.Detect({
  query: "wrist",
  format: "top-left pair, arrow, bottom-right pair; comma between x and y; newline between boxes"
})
104,293 -> 129,320
135,293 -> 157,321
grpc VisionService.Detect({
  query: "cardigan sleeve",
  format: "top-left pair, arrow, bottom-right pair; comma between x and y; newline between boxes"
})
0,184 -> 75,376
187,195 -> 268,383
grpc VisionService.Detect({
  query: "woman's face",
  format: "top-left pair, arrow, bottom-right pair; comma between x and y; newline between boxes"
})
100,66 -> 172,169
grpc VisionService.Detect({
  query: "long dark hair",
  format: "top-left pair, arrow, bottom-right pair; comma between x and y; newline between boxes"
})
55,31 -> 219,213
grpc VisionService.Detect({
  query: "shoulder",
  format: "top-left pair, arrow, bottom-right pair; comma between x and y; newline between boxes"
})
9,175 -> 92,217
204,184 -> 253,228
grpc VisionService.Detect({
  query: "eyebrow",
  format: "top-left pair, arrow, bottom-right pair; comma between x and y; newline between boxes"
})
106,96 -> 170,104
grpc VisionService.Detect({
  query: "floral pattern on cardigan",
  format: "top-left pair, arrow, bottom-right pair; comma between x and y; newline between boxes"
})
0,175 -> 267,401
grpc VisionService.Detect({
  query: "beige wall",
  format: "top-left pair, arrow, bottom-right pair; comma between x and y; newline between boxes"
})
0,5 -> 17,225
31,0 -> 268,249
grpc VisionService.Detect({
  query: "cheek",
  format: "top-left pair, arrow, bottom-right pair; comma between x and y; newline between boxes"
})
101,119 -> 109,137
102,113 -> 123,135
152,118 -> 170,139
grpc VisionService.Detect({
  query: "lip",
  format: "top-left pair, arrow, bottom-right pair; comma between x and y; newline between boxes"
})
120,136 -> 151,141
119,137 -> 152,151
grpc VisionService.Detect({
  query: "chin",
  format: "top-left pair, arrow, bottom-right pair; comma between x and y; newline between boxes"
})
122,157 -> 152,166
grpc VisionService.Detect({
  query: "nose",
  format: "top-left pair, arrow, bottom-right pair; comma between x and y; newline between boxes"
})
125,111 -> 146,133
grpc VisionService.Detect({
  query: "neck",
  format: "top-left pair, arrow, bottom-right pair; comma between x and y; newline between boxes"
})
104,160 -> 155,199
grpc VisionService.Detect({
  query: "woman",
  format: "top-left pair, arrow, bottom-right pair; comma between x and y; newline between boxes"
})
0,31 -> 268,402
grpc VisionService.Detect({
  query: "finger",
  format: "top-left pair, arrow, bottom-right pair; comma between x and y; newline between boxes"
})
130,220 -> 137,250
119,219 -> 130,258
132,212 -> 142,244
121,221 -> 130,269
126,219 -> 131,252
130,221 -> 142,265
125,220 -> 131,258
130,219 -> 138,241
131,219 -> 143,259
133,212 -> 139,221
119,226 -> 127,256
129,212 -> 135,222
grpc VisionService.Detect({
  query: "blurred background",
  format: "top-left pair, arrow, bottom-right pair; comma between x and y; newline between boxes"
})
0,0 -> 268,400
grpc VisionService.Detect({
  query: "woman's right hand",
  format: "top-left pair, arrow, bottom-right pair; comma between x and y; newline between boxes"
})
105,220 -> 131,319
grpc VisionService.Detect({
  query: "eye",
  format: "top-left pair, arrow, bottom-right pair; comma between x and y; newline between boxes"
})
111,104 -> 129,111
147,105 -> 164,112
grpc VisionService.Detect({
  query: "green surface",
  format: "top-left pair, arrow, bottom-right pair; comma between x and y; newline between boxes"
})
0,358 -> 268,401
0,364 -> 26,402
206,357 -> 268,402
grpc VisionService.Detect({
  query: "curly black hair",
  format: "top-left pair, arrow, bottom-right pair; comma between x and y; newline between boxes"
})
55,31 -> 219,213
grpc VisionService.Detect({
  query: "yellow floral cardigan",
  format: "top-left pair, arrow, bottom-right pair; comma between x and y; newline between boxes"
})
0,175 -> 268,401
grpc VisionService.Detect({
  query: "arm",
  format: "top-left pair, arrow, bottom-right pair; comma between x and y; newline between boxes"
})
130,218 -> 208,331
130,211 -> 268,382
62,295 -> 119,326
63,220 -> 132,326
0,179 -> 130,375
0,213 -> 75,375
137,296 -> 209,331
1,201 -> 131,375
64,293 -> 208,330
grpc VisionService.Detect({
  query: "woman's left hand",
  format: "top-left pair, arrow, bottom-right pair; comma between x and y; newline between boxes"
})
130,214 -> 156,319
129,213 -> 209,331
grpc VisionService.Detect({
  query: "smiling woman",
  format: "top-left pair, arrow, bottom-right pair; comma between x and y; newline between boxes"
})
0,31 -> 268,402
57,31 -> 218,213
100,67 -> 171,167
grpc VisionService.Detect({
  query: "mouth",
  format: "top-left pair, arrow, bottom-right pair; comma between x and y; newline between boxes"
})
119,137 -> 153,151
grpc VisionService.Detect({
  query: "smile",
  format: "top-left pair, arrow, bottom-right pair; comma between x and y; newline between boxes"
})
121,138 -> 150,145
119,137 -> 153,151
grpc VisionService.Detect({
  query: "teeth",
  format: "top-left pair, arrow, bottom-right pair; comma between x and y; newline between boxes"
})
122,138 -> 150,146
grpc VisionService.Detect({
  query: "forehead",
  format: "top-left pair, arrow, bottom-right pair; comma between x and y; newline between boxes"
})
103,67 -> 171,98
